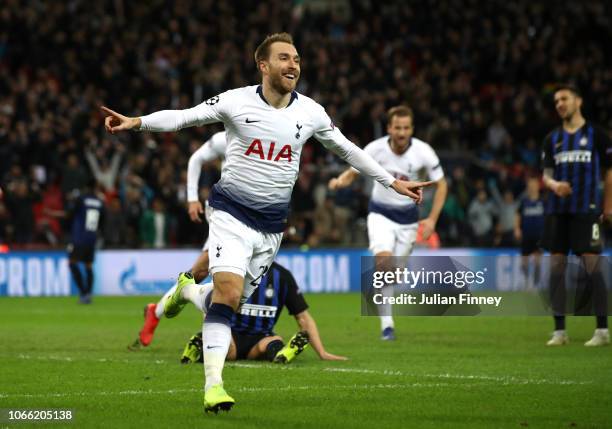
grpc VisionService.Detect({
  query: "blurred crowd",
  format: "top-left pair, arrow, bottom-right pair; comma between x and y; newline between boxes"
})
0,0 -> 610,249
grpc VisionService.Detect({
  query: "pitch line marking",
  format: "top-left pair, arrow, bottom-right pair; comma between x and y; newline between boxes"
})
6,355 -> 591,386
0,383 -> 453,399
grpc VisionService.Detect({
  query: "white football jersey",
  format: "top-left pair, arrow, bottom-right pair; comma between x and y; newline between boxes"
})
359,136 -> 444,224
140,85 -> 395,232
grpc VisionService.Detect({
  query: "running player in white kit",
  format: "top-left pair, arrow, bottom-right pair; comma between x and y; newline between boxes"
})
102,33 -> 432,413
329,105 -> 447,340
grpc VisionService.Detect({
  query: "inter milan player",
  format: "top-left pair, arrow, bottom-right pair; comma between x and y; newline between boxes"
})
514,176 -> 545,289
52,180 -> 104,304
102,33 -> 432,412
541,84 -> 612,346
179,261 -> 348,364
329,105 -> 447,340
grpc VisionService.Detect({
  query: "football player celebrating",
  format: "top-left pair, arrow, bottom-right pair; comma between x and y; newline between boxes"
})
102,33 -> 432,413
329,105 -> 447,340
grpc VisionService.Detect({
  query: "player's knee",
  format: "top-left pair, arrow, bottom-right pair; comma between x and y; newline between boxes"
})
375,252 -> 394,272
214,284 -> 242,310
192,267 -> 209,283
264,338 -> 284,362
212,272 -> 244,310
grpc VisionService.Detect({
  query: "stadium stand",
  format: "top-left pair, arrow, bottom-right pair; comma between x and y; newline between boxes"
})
1,0 -> 610,248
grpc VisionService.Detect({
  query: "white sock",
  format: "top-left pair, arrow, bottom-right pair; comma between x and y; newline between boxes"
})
595,328 -> 609,335
182,283 -> 213,313
380,316 -> 394,330
553,329 -> 566,336
202,320 -> 231,391
187,283 -> 213,314
155,284 -> 177,318
379,284 -> 395,330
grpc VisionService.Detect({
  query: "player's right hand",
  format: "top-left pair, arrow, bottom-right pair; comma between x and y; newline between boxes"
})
319,351 -> 349,361
390,180 -> 435,204
551,181 -> 572,198
101,106 -> 141,134
188,201 -> 204,223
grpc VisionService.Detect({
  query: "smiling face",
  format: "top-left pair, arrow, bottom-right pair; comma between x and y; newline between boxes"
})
260,41 -> 301,95
554,89 -> 582,122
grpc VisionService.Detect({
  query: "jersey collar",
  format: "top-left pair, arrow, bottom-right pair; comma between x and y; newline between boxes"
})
387,136 -> 412,154
256,85 -> 298,108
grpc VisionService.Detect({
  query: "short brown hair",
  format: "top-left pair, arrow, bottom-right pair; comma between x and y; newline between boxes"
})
387,105 -> 414,124
254,33 -> 295,64
554,83 -> 581,98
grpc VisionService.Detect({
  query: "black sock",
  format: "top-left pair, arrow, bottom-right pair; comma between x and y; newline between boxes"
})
265,340 -> 284,361
85,267 -> 94,295
554,315 -> 566,331
69,263 -> 86,296
549,257 -> 566,318
590,261 -> 608,320
596,316 -> 608,329
534,264 -> 541,286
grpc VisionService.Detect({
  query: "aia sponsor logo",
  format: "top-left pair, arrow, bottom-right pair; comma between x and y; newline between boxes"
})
392,172 -> 410,181
245,139 -> 292,162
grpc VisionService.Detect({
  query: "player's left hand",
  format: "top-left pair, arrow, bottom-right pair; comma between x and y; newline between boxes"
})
419,217 -> 436,240
319,351 -> 349,361
390,180 -> 435,204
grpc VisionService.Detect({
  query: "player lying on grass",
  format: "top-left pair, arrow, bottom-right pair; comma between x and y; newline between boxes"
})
132,261 -> 347,362
178,261 -> 348,364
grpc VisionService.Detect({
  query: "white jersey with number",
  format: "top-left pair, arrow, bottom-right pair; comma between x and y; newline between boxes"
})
359,136 -> 444,225
140,85 -> 395,233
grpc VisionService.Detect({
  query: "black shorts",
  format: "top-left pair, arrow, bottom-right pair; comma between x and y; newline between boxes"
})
67,244 -> 95,263
232,332 -> 271,360
520,237 -> 541,256
542,214 -> 603,254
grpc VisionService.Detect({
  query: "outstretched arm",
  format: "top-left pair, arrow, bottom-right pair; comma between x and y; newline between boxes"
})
328,168 -> 360,190
316,128 -> 433,202
294,310 -> 348,361
101,92 -> 231,134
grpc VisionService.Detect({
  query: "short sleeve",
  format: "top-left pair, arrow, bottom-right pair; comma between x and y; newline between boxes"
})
283,271 -> 308,316
540,131 -> 555,171
420,143 -> 444,181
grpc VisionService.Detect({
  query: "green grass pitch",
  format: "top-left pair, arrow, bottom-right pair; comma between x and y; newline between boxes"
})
0,294 -> 610,428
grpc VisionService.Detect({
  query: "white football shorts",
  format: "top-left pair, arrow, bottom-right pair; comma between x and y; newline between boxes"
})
207,208 -> 283,304
367,212 -> 418,256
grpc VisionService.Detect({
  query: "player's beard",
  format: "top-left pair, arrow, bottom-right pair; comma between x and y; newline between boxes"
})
560,108 -> 576,123
270,70 -> 298,95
